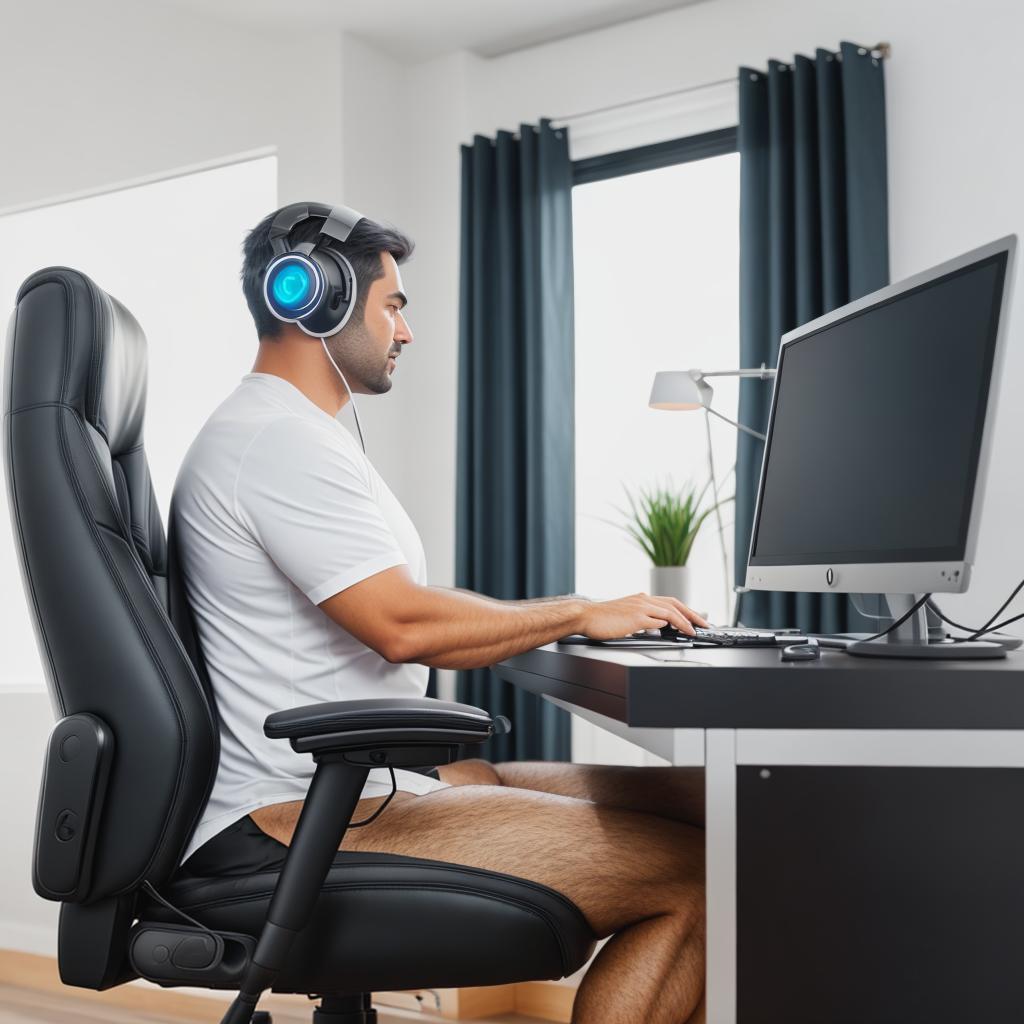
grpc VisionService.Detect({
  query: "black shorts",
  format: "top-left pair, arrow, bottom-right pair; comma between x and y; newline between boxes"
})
183,766 -> 441,877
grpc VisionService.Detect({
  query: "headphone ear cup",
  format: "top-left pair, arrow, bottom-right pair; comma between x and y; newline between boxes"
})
296,247 -> 357,338
263,252 -> 324,323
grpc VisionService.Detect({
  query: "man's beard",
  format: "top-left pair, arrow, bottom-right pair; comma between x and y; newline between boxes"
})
325,322 -> 394,395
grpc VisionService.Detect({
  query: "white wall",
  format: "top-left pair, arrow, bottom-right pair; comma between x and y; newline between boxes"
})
0,693 -> 59,953
0,0 -> 341,210
398,52 -> 480,592
333,35 -> 412,489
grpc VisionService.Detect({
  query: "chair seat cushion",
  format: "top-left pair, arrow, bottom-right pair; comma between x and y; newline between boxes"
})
153,851 -> 597,993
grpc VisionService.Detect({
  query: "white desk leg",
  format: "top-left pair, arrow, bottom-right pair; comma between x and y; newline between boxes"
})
705,728 -> 737,1024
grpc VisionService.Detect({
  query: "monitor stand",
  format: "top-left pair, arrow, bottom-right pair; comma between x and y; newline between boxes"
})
846,594 -> 1005,660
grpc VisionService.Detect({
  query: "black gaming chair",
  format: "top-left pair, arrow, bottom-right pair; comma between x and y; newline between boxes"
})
2,267 -> 595,1024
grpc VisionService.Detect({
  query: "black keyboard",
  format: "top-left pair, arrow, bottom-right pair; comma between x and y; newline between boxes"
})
692,627 -> 786,647
631,626 -> 802,646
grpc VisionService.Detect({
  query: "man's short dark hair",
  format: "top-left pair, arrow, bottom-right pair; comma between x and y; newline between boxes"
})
241,205 -> 414,339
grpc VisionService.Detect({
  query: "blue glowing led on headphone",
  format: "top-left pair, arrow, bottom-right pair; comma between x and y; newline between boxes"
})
271,262 -> 311,308
264,253 -> 323,320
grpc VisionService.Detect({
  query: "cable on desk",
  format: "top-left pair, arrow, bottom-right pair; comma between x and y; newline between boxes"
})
964,609 -> 1024,642
927,598 -> 977,634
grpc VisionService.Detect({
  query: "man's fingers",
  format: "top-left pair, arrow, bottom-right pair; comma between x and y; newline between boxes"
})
668,596 -> 709,628
650,595 -> 708,629
646,600 -> 695,636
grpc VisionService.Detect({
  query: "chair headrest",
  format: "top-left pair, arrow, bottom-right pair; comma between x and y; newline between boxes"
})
7,267 -> 148,456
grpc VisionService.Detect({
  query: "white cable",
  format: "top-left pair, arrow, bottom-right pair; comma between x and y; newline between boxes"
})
704,409 -> 732,622
321,337 -> 366,453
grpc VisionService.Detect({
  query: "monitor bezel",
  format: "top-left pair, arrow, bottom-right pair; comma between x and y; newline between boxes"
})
743,234 -> 1017,596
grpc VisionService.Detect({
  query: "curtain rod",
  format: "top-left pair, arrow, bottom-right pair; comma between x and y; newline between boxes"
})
550,41 -> 891,126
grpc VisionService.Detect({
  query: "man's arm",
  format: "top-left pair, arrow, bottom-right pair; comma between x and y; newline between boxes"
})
440,587 -> 586,607
319,566 -> 707,670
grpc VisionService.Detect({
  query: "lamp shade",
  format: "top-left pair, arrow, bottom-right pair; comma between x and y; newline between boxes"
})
648,370 -> 712,410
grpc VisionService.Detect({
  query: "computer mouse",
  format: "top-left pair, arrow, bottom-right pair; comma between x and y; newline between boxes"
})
781,639 -> 820,661
634,626 -> 690,640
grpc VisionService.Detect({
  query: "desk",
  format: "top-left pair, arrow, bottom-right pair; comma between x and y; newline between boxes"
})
495,643 -> 1024,1024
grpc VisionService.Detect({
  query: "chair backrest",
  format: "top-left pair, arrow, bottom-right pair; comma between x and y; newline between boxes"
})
3,268 -> 218,982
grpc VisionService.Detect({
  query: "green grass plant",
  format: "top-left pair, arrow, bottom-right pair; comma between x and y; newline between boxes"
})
617,480 -> 729,567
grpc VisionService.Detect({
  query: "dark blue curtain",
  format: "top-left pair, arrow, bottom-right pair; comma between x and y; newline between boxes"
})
455,120 -> 574,762
735,42 -> 889,632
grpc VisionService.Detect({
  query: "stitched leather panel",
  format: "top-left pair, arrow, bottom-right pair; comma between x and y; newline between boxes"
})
167,516 -> 218,723
115,445 -> 166,577
84,420 -> 120,519
156,853 -> 597,992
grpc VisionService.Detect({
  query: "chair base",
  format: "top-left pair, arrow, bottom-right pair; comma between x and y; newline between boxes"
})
313,995 -> 376,1023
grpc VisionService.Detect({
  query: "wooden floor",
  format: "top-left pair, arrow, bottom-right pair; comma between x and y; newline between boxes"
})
0,984 -> 542,1024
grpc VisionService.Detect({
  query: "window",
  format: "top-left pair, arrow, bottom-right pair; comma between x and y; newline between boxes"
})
0,155 -> 277,689
572,132 -> 739,762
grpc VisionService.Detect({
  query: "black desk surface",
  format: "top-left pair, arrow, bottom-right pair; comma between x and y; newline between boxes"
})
493,643 -> 1024,730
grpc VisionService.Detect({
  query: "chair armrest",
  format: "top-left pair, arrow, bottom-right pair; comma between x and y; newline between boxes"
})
264,697 -> 508,758
218,697 -> 511,1022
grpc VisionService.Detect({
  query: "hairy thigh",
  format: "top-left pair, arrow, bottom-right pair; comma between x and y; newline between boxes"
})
336,783 -> 703,936
438,758 -> 705,827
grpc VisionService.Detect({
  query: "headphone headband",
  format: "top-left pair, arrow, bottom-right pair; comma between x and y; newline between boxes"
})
268,202 -> 364,256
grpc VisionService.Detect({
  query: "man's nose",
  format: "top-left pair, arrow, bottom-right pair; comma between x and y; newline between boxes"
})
396,311 -> 413,345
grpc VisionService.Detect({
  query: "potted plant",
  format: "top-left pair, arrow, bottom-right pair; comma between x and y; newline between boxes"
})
617,480 -> 727,604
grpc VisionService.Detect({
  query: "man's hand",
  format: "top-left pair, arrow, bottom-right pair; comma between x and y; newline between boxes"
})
577,593 -> 708,640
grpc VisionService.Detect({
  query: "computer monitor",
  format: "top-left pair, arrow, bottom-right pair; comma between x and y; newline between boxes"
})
744,235 -> 1016,658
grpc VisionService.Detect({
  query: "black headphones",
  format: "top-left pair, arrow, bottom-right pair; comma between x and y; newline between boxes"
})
262,202 -> 365,338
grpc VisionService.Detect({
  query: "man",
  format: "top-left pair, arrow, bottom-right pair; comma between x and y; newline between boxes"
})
172,206 -> 707,1024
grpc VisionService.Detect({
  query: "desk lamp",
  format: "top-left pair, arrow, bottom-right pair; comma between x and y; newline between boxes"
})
648,366 -> 776,439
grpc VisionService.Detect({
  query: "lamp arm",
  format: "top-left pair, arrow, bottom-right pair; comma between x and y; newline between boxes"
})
700,365 -> 777,381
706,404 -> 767,441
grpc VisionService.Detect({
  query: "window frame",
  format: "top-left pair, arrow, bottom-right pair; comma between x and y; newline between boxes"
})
571,125 -> 738,187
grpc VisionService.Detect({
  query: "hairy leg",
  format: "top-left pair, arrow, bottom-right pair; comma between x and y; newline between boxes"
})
252,784 -> 704,1024
438,758 -> 706,827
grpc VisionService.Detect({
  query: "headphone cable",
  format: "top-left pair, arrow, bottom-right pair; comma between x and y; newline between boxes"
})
321,337 -> 367,453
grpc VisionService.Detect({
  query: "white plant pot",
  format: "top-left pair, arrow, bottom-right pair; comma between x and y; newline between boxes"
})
650,565 -> 690,605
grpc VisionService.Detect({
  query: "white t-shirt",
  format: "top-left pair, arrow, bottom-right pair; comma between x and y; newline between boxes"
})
173,372 -> 448,862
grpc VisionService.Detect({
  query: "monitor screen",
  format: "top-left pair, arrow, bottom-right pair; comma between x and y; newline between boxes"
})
748,251 -> 1008,568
